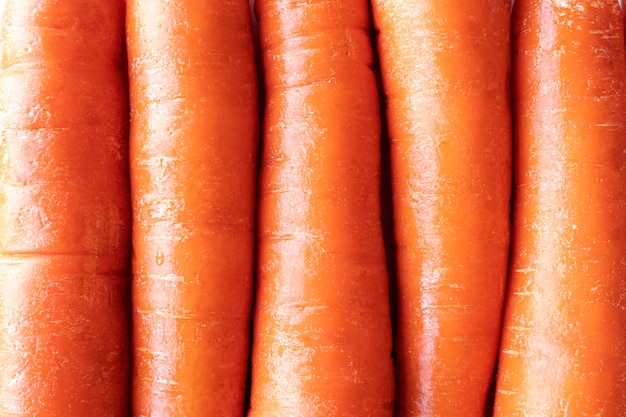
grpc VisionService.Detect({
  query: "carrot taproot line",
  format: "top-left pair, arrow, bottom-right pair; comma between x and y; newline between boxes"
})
494,1 -> 626,415
248,1 -> 394,416
0,1 -> 131,415
371,1 -> 512,415
128,0 -> 259,415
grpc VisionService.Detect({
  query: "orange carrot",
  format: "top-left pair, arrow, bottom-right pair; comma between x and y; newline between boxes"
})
371,1 -> 513,415
127,0 -> 258,415
495,1 -> 626,415
248,0 -> 394,415
0,1 -> 130,415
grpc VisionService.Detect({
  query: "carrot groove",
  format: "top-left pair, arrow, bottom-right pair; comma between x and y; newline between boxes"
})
0,1 -> 130,415
494,1 -> 626,415
248,0 -> 394,416
372,1 -> 512,416
128,0 -> 258,415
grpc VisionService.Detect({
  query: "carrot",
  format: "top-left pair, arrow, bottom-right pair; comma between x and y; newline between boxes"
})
0,1 -> 130,415
494,1 -> 626,415
371,1 -> 512,415
248,0 -> 394,415
127,0 -> 258,415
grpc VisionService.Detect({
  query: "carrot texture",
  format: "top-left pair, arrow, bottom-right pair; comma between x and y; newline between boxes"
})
371,1 -> 512,415
495,1 -> 626,415
127,0 -> 258,415
248,0 -> 394,416
0,1 -> 130,415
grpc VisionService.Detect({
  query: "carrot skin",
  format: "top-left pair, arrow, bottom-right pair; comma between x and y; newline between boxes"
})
371,1 -> 512,416
495,1 -> 626,415
128,1 -> 259,415
248,1 -> 394,416
0,1 -> 131,415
